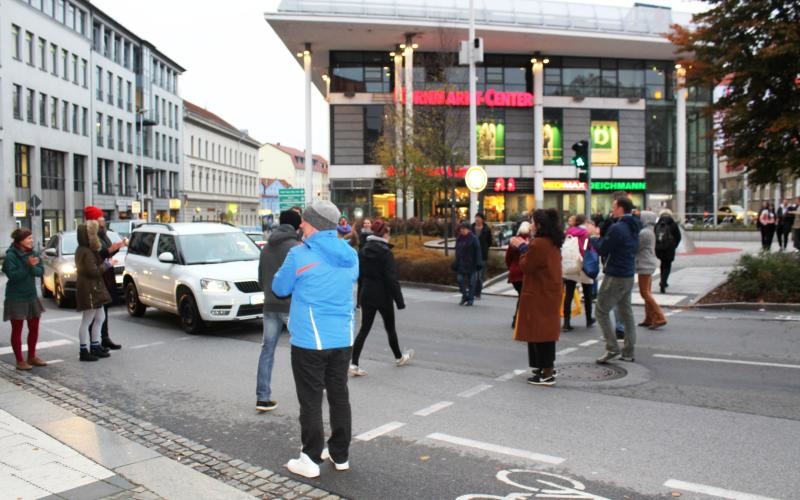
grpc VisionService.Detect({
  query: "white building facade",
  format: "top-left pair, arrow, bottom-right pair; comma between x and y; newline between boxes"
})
183,101 -> 261,228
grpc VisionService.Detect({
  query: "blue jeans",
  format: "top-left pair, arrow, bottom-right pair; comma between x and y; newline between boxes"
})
457,272 -> 478,303
256,312 -> 289,401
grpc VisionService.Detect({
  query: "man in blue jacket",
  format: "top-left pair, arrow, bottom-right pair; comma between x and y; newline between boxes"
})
272,200 -> 359,479
589,197 -> 641,364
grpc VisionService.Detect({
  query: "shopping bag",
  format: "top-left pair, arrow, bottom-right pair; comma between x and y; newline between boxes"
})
559,288 -> 582,317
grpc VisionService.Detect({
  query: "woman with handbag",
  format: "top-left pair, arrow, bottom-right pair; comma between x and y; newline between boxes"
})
562,215 -> 596,331
75,221 -> 113,361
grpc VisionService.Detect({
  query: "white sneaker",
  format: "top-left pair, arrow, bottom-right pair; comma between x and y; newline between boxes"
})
285,452 -> 320,478
396,349 -> 414,366
349,364 -> 367,376
321,448 -> 350,471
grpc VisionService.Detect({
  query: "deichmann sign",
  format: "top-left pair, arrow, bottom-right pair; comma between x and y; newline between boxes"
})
543,180 -> 647,191
590,121 -> 619,166
401,89 -> 534,108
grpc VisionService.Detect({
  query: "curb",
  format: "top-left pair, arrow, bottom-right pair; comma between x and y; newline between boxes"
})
688,302 -> 800,312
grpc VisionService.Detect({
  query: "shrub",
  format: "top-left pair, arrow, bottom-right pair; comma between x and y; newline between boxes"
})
727,252 -> 800,303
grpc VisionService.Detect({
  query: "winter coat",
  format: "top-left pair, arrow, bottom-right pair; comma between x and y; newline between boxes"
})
635,211 -> 659,275
259,224 -> 301,313
272,230 -> 359,350
357,236 -> 405,310
75,223 -> 112,311
471,223 -> 493,260
654,215 -> 682,262
3,246 -> 44,303
589,214 -> 641,278
97,227 -> 120,297
358,229 -> 372,249
452,232 -> 483,274
504,235 -> 530,284
513,236 -> 562,343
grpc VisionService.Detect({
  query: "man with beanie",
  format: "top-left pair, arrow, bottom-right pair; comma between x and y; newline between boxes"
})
255,210 -> 302,412
84,206 -> 126,350
273,200 -> 359,478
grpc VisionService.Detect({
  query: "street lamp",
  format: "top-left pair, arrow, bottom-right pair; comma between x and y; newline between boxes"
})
137,108 -> 149,222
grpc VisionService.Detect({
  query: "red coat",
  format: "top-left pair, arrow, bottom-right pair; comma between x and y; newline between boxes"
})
513,236 -> 562,343
504,235 -> 530,284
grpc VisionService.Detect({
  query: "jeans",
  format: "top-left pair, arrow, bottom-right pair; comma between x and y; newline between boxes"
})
474,267 -> 486,297
457,272 -> 478,303
595,275 -> 637,357
256,312 -> 289,401
352,304 -> 402,366
291,345 -> 352,465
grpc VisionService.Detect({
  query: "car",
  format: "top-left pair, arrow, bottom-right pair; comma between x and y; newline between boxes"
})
122,222 -> 263,333
41,230 -> 127,308
717,205 -> 758,224
107,219 -> 145,239
246,231 -> 267,249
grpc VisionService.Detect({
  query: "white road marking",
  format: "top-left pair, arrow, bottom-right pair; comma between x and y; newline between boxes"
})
40,316 -> 81,324
0,339 -> 72,355
664,479 -> 778,500
579,339 -> 600,347
46,359 -> 64,364
355,422 -> 406,441
557,347 -> 578,356
413,401 -> 453,417
654,354 -> 800,370
427,433 -> 565,465
774,315 -> 800,322
664,309 -> 684,317
495,369 -> 526,382
129,341 -> 165,350
457,384 -> 493,398
176,336 -> 193,341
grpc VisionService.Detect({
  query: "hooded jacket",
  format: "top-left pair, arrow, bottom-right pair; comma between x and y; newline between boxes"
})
357,236 -> 404,310
3,246 -> 43,303
452,232 -> 483,274
635,211 -> 659,275
654,214 -> 682,262
589,214 -> 640,278
258,224 -> 301,313
75,222 -> 112,311
272,230 -> 359,350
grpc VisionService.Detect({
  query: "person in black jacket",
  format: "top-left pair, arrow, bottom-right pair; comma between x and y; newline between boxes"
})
350,220 -> 413,376
654,209 -> 682,293
471,213 -> 493,299
452,222 -> 483,306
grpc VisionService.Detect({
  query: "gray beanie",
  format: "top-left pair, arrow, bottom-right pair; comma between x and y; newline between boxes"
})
302,200 -> 341,231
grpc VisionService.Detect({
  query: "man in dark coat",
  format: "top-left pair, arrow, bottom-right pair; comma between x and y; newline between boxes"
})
452,222 -> 483,306
654,209 -> 682,293
256,209 -> 302,412
471,213 -> 493,299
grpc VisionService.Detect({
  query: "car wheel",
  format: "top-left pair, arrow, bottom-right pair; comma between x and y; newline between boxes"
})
178,292 -> 205,334
41,277 -> 53,298
126,281 -> 146,317
54,280 -> 70,308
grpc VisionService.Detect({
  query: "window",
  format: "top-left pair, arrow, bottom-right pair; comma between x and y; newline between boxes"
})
155,132 -> 160,159
96,112 -> 103,146
62,100 -> 69,132
127,123 -> 133,153
78,10 -> 86,36
26,89 -> 35,122
126,81 -> 132,111
55,0 -> 65,23
330,51 -> 393,93
12,25 -> 21,60
114,35 -> 122,64
363,106 -> 384,164
82,107 -> 88,136
61,49 -> 69,80
66,3 -> 75,30
50,43 -> 58,76
95,66 -> 103,99
15,144 -> 31,188
156,234 -> 177,257
26,31 -> 34,65
72,103 -> 79,133
44,0 -> 54,17
107,71 -> 113,104
41,148 -> 65,190
50,96 -> 58,128
74,155 -> 86,192
39,93 -> 47,124
39,38 -> 47,71
13,84 -> 22,120
117,76 -> 123,108
107,116 -> 114,148
81,59 -> 87,87
128,231 -> 155,257
117,119 -> 123,151
92,22 -> 100,51
123,41 -> 130,69
103,28 -> 111,58
617,60 -> 644,98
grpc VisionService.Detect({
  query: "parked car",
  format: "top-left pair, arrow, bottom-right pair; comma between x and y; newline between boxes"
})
41,230 -> 127,308
122,222 -> 263,333
107,219 -> 145,238
717,205 -> 757,224
246,231 -> 267,249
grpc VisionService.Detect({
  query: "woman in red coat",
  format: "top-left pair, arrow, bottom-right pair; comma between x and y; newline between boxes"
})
509,209 -> 564,386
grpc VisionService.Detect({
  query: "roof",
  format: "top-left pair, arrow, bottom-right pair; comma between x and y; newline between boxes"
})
183,100 -> 261,146
266,143 -> 328,173
260,178 -> 293,189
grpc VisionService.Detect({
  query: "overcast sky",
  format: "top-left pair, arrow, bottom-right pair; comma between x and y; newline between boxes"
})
91,0 -> 708,161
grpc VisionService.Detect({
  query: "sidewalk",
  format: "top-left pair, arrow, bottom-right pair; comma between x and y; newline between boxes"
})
0,364 -> 337,500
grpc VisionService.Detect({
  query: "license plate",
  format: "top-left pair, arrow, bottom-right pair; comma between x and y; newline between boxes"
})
115,275 -> 124,284
250,293 -> 264,305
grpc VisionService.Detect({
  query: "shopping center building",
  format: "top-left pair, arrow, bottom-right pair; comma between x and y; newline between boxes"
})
265,0 -> 714,221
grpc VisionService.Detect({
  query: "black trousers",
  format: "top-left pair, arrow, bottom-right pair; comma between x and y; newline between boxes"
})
527,342 -> 556,370
776,226 -> 788,249
352,304 -> 402,366
659,259 -> 673,288
563,279 -> 593,323
291,345 -> 352,464
760,225 -> 775,250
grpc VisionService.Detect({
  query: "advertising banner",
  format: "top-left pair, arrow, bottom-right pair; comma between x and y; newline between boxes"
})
476,121 -> 505,163
543,121 -> 562,164
590,120 -> 619,166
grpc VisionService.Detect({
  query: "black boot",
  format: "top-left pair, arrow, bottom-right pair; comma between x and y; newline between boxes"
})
80,349 -> 98,362
101,335 -> 122,350
90,345 -> 110,358
562,318 -> 573,332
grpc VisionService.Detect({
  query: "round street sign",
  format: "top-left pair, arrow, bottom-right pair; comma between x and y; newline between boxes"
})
465,166 -> 488,193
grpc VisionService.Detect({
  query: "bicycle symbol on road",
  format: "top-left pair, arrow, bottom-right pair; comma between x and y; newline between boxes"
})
457,469 -> 611,500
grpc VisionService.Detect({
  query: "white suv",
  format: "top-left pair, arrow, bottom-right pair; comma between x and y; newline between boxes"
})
123,222 -> 263,333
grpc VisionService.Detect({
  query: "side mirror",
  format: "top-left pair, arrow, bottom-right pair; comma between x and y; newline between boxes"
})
44,248 -> 57,257
158,252 -> 176,263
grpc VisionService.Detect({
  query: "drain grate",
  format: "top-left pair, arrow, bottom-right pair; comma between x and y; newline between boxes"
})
557,362 -> 627,381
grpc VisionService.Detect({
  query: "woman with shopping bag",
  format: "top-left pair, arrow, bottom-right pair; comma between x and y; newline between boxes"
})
562,215 -> 596,331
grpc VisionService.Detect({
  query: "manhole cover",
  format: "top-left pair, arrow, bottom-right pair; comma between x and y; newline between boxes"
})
557,362 -> 627,381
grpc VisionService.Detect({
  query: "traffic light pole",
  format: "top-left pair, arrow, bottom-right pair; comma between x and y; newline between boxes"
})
585,146 -> 592,219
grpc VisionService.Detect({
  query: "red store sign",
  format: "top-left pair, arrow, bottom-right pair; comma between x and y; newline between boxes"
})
398,89 -> 534,108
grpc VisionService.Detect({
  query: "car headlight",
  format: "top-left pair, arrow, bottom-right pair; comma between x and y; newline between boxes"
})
60,263 -> 76,274
200,279 -> 230,292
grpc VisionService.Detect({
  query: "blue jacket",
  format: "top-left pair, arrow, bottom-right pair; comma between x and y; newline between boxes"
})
452,232 -> 483,274
272,230 -> 359,350
589,214 -> 640,278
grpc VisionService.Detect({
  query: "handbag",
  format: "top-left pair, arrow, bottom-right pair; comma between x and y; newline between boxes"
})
582,244 -> 600,280
561,235 -> 582,276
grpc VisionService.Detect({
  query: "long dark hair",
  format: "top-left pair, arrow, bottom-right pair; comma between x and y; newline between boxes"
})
532,209 -> 565,248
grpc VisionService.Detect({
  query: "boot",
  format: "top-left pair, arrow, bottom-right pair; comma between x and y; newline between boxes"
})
90,345 -> 110,358
80,349 -> 99,362
101,335 -> 122,350
562,318 -> 573,332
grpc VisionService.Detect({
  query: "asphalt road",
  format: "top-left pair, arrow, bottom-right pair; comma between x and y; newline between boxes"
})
2,281 -> 799,499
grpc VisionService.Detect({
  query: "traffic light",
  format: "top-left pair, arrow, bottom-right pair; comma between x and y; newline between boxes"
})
571,140 -> 590,183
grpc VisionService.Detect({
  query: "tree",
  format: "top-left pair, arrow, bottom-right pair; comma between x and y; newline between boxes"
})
667,1 -> 800,185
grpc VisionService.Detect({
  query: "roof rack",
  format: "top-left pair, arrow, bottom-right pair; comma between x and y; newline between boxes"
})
190,221 -> 237,228
136,222 -> 175,231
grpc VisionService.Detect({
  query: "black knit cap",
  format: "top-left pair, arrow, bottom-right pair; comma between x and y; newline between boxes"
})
279,209 -> 302,230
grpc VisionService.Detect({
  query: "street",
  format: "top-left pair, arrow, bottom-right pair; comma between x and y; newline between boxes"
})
2,277 -> 799,500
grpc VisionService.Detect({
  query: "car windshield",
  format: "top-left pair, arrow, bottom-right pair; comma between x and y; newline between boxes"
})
60,230 -> 121,255
179,232 -> 260,264
247,233 -> 264,242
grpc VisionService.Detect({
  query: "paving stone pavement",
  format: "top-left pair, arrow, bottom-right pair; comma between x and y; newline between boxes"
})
0,362 -> 341,500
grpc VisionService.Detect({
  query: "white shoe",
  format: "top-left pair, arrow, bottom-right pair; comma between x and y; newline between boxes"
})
321,448 -> 350,471
349,364 -> 367,376
396,349 -> 414,366
285,452 -> 320,478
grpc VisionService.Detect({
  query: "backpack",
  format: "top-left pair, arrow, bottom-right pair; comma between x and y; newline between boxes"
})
561,235 -> 582,276
654,220 -> 675,251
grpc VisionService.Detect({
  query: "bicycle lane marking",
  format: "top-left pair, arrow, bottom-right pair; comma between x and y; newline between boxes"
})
413,401 -> 453,417
664,479 -> 778,500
